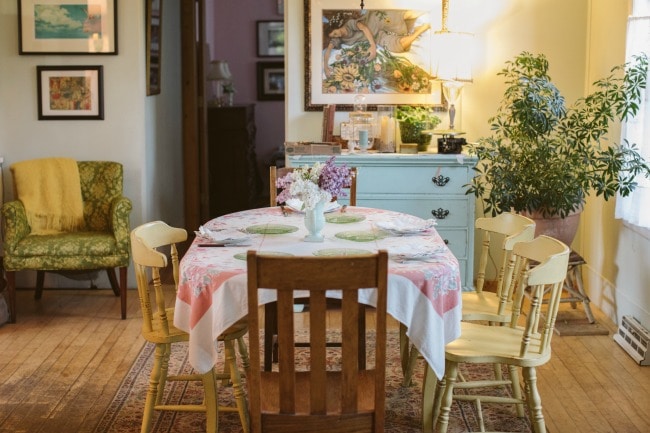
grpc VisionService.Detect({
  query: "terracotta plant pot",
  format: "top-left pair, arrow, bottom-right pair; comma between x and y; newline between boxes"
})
521,209 -> 581,248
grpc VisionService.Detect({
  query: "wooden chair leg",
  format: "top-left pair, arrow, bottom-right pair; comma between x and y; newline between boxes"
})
523,367 -> 546,433
6,271 -> 16,323
35,271 -> 45,300
119,266 -> 127,319
106,267 -> 128,319
435,359 -> 459,433
106,268 -> 120,296
141,344 -> 165,433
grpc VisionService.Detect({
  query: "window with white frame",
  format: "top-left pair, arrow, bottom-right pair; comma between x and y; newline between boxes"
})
616,0 -> 650,228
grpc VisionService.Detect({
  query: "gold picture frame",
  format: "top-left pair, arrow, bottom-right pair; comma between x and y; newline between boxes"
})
304,0 -> 443,111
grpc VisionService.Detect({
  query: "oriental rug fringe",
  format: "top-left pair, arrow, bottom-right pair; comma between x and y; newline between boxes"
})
94,331 -> 532,433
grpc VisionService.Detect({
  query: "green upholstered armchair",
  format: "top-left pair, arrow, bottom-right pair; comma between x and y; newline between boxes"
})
1,161 -> 132,323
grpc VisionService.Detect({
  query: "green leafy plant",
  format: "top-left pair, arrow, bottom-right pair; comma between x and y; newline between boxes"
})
396,105 -> 441,148
466,51 -> 650,218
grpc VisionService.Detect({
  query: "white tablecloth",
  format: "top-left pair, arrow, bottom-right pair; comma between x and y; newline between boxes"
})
174,206 -> 462,379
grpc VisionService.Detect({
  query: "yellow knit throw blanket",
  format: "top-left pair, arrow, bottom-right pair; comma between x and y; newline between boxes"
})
11,158 -> 85,235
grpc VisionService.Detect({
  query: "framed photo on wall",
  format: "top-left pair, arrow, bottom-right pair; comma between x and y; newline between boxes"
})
257,21 -> 284,57
304,0 -> 443,111
146,0 -> 162,95
257,61 -> 285,101
37,65 -> 104,120
18,0 -> 117,55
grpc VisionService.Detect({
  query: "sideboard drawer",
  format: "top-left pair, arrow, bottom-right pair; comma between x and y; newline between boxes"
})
359,196 -> 469,228
436,228 -> 468,259
358,166 -> 469,195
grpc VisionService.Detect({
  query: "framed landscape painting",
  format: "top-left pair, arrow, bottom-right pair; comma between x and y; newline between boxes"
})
304,0 -> 442,111
18,0 -> 117,54
257,21 -> 284,57
37,65 -> 104,120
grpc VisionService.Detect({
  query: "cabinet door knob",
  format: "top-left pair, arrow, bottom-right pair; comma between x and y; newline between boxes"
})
431,175 -> 450,186
444,239 -> 449,245
431,208 -> 450,219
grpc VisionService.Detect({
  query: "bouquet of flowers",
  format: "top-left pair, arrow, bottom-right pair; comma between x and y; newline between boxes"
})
276,156 -> 352,210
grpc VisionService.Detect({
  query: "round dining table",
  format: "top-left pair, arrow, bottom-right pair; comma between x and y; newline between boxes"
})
173,205 -> 462,426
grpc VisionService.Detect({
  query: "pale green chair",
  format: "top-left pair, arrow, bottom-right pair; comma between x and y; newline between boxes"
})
1,160 -> 132,323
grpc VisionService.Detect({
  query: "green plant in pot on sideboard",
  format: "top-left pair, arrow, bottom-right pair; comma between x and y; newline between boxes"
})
396,105 -> 442,152
466,51 -> 650,245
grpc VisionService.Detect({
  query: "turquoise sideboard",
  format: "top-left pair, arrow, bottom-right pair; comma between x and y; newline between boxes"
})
287,153 -> 477,289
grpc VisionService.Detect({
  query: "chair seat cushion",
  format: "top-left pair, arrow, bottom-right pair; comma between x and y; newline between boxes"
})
4,231 -> 128,271
13,231 -> 118,257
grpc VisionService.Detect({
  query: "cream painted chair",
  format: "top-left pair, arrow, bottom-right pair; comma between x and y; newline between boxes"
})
131,221 -> 249,433
401,212 -> 536,386
428,235 -> 570,433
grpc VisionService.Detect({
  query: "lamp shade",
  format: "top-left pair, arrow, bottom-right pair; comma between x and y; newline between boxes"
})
207,60 -> 232,81
431,31 -> 474,82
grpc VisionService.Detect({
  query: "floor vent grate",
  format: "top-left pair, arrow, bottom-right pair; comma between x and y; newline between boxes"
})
613,315 -> 649,366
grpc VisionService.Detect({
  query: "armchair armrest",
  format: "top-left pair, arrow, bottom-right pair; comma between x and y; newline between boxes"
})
110,196 -> 133,254
1,200 -> 31,252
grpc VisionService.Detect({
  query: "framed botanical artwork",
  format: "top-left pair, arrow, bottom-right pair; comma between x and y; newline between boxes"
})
304,0 -> 443,111
257,61 -> 285,101
146,0 -> 162,95
37,65 -> 104,120
257,21 -> 284,57
18,0 -> 117,55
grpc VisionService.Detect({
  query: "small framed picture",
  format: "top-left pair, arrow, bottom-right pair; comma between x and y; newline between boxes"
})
277,0 -> 284,15
257,61 -> 285,101
257,21 -> 284,57
37,65 -> 104,120
18,0 -> 117,55
146,0 -> 163,95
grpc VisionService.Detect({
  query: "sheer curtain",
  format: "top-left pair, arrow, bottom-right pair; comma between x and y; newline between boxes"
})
616,0 -> 650,228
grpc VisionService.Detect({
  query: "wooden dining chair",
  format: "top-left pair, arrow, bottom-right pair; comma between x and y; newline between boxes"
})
131,221 -> 250,433
246,250 -> 388,433
428,235 -> 570,433
269,165 -> 357,206
401,212 -> 536,386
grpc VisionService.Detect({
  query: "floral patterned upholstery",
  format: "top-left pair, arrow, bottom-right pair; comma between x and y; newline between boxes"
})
1,161 -> 132,323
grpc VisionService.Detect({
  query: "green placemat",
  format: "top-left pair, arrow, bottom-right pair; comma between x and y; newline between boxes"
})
313,248 -> 372,257
245,224 -> 299,234
234,251 -> 294,261
325,214 -> 366,224
334,230 -> 386,242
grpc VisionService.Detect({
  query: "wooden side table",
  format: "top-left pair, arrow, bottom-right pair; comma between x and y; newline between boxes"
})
561,250 -> 595,323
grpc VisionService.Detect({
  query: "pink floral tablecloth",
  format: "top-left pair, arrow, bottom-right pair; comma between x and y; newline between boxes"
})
174,206 -> 462,379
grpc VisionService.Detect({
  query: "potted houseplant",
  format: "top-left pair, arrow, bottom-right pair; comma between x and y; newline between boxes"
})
466,51 -> 650,244
396,105 -> 442,151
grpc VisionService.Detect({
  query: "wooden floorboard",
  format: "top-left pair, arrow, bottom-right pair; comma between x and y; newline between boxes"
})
0,288 -> 649,433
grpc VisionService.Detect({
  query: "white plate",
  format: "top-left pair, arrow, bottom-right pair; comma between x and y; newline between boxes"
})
285,198 -> 342,213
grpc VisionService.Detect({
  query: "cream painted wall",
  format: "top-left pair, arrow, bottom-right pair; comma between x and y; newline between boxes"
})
0,2 -> 184,289
286,0 -> 649,329
582,0 -> 650,328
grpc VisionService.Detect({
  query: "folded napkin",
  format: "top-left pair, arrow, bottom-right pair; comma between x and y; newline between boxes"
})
285,198 -> 341,213
390,245 -> 447,262
195,226 -> 252,246
375,215 -> 437,235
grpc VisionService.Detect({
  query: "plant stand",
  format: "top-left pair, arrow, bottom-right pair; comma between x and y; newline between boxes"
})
561,251 -> 595,324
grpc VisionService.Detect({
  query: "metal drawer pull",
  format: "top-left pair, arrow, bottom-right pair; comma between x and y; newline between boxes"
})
431,208 -> 450,219
431,175 -> 450,186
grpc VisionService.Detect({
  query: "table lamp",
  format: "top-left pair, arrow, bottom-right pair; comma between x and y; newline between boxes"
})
207,60 -> 232,107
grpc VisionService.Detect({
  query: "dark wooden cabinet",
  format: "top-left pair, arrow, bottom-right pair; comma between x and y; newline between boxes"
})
207,104 -> 261,217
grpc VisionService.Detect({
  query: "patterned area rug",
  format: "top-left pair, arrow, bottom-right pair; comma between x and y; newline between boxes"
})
94,331 -> 532,432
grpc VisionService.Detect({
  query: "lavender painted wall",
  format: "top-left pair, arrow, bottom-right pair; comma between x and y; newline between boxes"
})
207,0 -> 286,192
